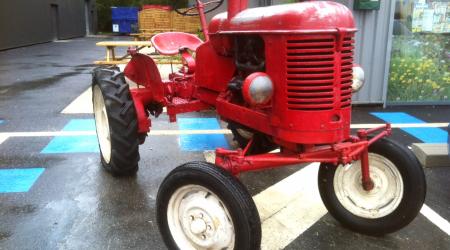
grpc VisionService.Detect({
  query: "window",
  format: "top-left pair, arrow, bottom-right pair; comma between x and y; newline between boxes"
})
388,0 -> 449,103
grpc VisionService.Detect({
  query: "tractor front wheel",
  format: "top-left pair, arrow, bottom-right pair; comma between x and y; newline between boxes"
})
92,67 -> 140,176
318,138 -> 426,235
157,162 -> 261,250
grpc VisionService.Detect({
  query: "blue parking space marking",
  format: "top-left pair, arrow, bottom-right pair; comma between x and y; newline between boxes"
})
371,112 -> 448,143
62,119 -> 95,131
0,119 -> 4,124
41,135 -> 99,153
0,168 -> 45,193
178,118 -> 229,151
41,119 -> 98,154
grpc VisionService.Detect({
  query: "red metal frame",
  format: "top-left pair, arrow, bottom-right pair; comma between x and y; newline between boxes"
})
122,0 -> 390,191
215,124 -> 392,191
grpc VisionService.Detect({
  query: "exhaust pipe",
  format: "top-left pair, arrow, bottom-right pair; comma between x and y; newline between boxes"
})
228,0 -> 248,19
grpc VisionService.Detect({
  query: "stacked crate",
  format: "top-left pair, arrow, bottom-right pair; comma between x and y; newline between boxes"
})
138,7 -> 172,33
137,6 -> 201,34
171,10 -> 201,33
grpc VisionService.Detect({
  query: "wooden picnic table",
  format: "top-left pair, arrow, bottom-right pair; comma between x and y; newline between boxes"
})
95,40 -> 182,65
130,29 -> 173,41
94,41 -> 153,65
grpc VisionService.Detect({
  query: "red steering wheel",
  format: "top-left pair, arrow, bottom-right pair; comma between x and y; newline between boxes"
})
172,0 -> 224,16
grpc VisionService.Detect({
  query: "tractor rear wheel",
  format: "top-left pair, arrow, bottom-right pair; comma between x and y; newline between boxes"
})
227,122 -> 277,155
92,67 -> 140,176
318,137 -> 426,235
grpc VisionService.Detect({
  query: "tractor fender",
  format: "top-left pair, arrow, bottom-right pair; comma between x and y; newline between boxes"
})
124,53 -> 165,103
124,53 -> 165,134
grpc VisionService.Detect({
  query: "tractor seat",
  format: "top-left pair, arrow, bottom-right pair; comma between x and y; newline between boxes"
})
151,32 -> 203,56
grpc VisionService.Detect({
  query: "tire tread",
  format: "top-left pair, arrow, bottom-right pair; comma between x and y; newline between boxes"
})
92,67 -> 140,176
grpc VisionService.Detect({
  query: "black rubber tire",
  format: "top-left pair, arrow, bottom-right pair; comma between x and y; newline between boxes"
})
92,67 -> 140,176
227,122 -> 277,155
318,137 -> 426,235
157,161 -> 261,250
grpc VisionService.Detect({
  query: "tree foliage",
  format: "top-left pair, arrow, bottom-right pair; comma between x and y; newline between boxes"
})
97,0 -> 188,32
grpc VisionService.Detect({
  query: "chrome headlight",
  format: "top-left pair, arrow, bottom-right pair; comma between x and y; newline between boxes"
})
242,72 -> 274,106
352,65 -> 365,92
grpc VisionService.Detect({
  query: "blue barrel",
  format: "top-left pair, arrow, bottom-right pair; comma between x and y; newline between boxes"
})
111,7 -> 139,34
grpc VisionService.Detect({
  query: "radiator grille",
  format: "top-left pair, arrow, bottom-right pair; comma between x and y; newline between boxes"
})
340,36 -> 354,108
285,34 -> 354,110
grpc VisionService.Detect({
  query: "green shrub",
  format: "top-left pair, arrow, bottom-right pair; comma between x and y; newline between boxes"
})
388,34 -> 450,102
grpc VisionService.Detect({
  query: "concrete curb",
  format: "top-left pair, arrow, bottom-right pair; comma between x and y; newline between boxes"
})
411,143 -> 450,168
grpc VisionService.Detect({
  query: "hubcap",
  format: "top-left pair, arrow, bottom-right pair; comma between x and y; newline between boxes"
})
333,153 -> 404,219
167,185 -> 235,250
93,85 -> 112,163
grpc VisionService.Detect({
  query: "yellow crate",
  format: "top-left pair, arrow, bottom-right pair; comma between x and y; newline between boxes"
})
171,11 -> 200,33
138,8 -> 171,31
138,8 -> 200,34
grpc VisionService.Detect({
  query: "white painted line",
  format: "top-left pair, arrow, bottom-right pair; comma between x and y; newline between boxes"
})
61,88 -> 93,114
0,131 -> 97,137
2,122 -> 449,138
4,122 -> 449,138
149,129 -> 231,135
0,135 -> 9,145
255,163 -> 327,250
351,123 -> 449,128
420,204 -> 450,236
0,129 -> 232,138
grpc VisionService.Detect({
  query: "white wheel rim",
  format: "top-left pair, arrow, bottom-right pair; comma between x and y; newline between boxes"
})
333,153 -> 404,219
93,85 -> 112,164
167,184 -> 235,250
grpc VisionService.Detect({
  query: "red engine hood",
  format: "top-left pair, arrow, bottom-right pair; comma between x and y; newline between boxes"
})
209,1 -> 355,34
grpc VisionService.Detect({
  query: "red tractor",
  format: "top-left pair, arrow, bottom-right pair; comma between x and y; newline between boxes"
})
92,1 -> 426,249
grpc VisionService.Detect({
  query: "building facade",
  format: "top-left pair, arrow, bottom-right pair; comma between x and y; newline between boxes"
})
0,0 -> 97,50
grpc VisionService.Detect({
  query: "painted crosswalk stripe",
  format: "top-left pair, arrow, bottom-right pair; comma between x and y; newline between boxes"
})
255,163 -> 327,250
0,135 -> 8,145
0,168 -> 45,193
372,112 -> 448,143
420,204 -> 450,236
61,88 -> 93,114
